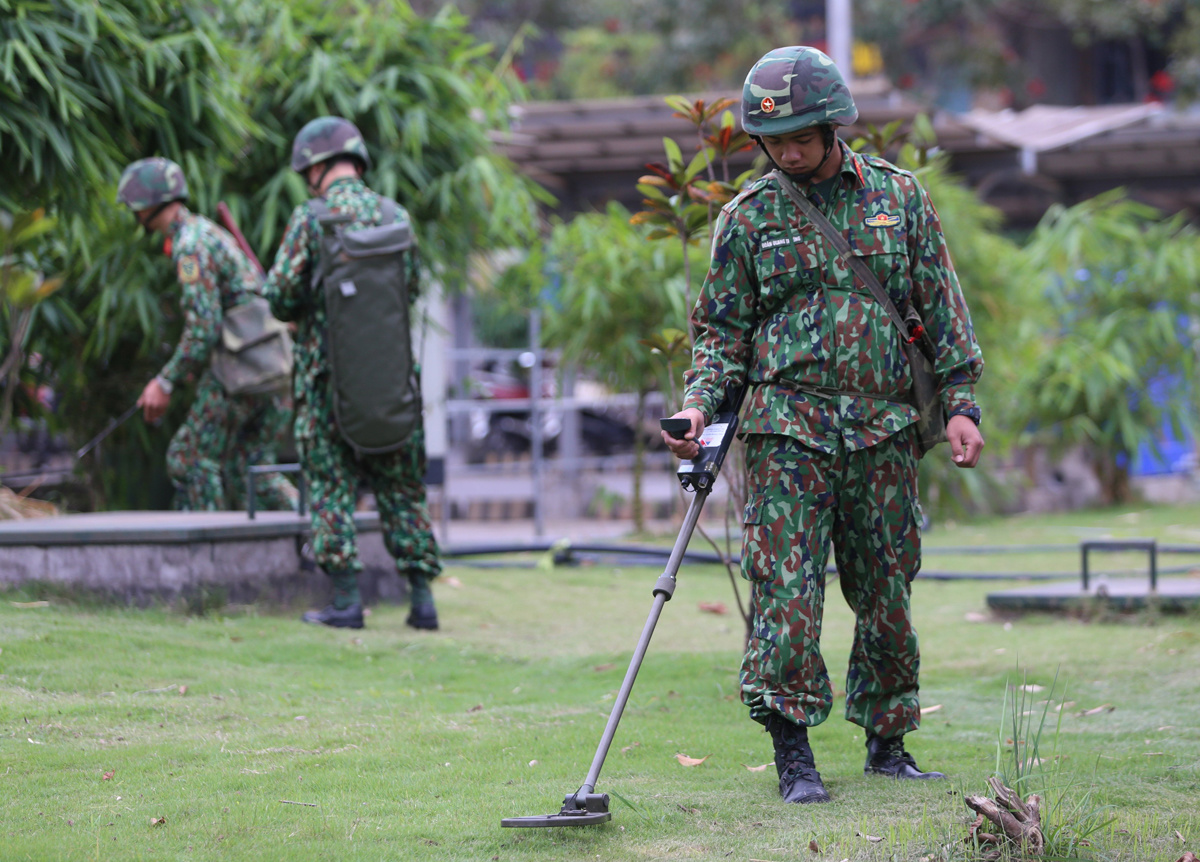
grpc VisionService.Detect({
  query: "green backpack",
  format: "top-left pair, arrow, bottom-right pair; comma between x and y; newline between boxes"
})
310,197 -> 421,455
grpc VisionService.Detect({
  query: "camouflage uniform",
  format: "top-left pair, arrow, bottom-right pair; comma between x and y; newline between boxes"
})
158,208 -> 296,512
263,175 -> 440,582
682,53 -> 983,740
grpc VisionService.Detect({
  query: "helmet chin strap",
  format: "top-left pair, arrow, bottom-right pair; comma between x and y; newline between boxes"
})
308,161 -> 335,196
755,126 -> 837,184
137,201 -> 176,234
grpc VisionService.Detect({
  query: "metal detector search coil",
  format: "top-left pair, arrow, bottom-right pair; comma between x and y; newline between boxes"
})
500,384 -> 746,830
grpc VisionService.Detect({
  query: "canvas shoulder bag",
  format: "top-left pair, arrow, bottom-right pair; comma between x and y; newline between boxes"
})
210,296 -> 294,396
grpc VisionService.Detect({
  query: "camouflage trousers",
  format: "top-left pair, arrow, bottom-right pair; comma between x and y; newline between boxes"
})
739,428 -> 923,739
296,387 -> 440,580
166,372 -> 297,512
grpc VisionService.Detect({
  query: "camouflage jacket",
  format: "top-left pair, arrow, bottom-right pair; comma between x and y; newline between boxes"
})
682,143 -> 983,452
159,209 -> 264,387
263,177 -> 421,430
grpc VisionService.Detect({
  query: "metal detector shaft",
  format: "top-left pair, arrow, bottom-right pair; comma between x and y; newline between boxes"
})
75,403 -> 140,459
572,487 -> 711,801
501,383 -> 745,828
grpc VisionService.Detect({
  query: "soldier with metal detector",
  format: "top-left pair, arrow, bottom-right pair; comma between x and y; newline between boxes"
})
116,158 -> 297,512
263,117 -> 441,631
662,47 -> 985,804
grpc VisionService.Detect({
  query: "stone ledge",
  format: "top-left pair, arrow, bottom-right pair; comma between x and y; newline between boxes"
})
0,512 -> 407,607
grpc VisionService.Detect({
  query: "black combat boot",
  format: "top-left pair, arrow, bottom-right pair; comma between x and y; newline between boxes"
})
864,733 -> 945,779
765,715 -> 831,804
301,603 -> 364,629
405,571 -> 438,630
405,601 -> 439,630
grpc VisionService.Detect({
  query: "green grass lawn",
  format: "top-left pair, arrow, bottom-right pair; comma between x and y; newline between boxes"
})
2,503 -> 1199,861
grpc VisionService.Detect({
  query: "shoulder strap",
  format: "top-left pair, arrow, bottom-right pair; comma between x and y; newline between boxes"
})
768,169 -> 911,337
379,197 -> 397,226
309,197 -> 353,231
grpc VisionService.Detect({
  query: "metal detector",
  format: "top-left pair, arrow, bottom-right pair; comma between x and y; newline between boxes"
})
500,383 -> 746,828
75,403 -> 141,460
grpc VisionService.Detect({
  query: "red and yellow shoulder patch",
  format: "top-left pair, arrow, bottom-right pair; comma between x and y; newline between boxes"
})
177,254 -> 201,284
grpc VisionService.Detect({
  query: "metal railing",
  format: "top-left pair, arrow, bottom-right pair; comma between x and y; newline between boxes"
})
247,463 -> 306,520
1080,538 -> 1159,592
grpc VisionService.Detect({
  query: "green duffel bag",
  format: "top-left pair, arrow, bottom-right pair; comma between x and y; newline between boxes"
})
211,297 -> 294,396
311,197 -> 421,455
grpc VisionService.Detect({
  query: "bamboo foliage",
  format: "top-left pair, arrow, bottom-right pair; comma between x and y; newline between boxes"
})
0,0 -> 545,506
0,0 -> 250,213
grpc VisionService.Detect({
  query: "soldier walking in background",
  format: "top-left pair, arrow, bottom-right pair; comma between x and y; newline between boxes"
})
662,47 -> 984,803
263,117 -> 441,631
117,158 -> 297,513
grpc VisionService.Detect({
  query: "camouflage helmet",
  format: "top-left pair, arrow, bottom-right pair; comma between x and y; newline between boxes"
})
116,158 -> 188,211
290,116 -> 371,173
740,46 -> 858,137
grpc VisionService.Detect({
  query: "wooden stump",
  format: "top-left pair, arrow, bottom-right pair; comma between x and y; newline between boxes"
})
964,776 -> 1045,859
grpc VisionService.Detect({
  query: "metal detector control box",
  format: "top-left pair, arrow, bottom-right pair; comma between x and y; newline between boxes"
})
670,384 -> 746,493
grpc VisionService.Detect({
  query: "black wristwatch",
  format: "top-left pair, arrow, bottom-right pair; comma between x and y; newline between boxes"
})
949,406 -> 981,426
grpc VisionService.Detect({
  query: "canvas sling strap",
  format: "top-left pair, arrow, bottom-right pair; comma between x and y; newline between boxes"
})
768,169 -> 947,454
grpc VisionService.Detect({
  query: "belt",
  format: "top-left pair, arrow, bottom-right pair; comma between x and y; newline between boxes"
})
773,378 -> 915,408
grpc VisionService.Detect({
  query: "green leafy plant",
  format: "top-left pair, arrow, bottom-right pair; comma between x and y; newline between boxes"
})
512,202 -> 689,533
1015,191 -> 1200,504
629,96 -> 761,635
0,209 -> 64,436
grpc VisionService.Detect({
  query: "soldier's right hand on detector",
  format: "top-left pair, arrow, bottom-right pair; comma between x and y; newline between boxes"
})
659,408 -> 705,460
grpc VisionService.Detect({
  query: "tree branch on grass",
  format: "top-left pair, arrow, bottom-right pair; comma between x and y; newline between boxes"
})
965,775 -> 1045,858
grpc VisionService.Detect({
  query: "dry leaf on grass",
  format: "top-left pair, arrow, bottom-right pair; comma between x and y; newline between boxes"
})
697,601 -> 727,615
857,831 -> 884,843
744,763 -> 772,772
444,576 -> 463,589
1174,852 -> 1197,862
178,685 -> 187,696
675,753 -> 708,767
102,771 -> 114,781
467,704 -> 483,713
150,816 -> 166,826
11,601 -> 50,609
1174,830 -> 1186,842
1079,704 -> 1114,716
1019,684 -> 1044,692
921,704 -> 943,715
964,611 -> 988,622
809,839 -> 820,853
592,663 -> 615,672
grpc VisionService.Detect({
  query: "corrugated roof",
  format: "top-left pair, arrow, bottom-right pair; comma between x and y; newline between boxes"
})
958,103 -> 1165,153
497,88 -> 1200,224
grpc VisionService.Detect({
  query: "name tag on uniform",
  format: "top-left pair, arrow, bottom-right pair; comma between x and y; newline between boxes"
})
339,280 -> 358,297
761,234 -> 800,250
